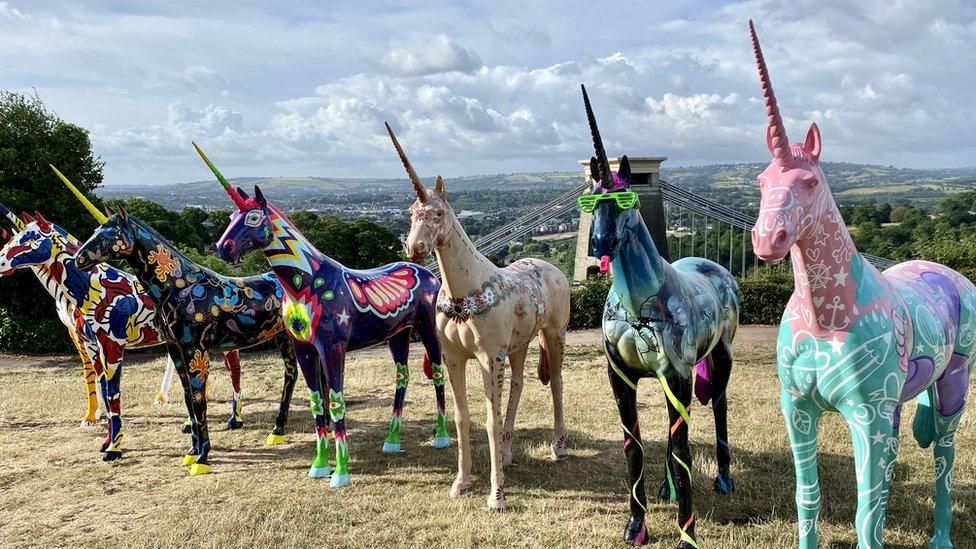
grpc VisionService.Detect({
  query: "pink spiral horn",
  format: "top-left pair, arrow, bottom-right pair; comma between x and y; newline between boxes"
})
749,20 -> 790,162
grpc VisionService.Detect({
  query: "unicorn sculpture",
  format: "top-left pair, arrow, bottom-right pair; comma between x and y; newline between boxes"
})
194,142 -> 450,488
63,175 -> 300,475
386,123 -> 571,510
0,198 -> 255,440
579,85 -> 739,547
747,21 -> 975,549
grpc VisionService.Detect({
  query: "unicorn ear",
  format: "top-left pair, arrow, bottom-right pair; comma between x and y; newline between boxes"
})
589,157 -> 600,185
115,204 -> 127,219
434,176 -> 445,195
34,211 -> 51,232
617,155 -> 631,184
803,122 -> 821,162
236,186 -> 250,200
254,185 -> 267,208
103,206 -> 112,218
21,212 -> 35,223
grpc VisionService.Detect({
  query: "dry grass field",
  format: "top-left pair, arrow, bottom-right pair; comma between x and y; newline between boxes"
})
0,327 -> 974,548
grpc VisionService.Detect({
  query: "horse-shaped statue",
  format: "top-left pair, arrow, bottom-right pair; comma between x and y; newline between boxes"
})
194,142 -> 450,488
747,21 -> 975,549
579,85 -> 739,547
63,176 -> 300,475
385,123 -> 571,510
0,197 -> 255,452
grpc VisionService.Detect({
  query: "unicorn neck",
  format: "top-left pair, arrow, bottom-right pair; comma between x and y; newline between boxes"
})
611,213 -> 665,316
263,207 -> 339,279
36,241 -> 91,308
433,208 -> 497,297
128,218 -> 194,294
789,200 -> 867,334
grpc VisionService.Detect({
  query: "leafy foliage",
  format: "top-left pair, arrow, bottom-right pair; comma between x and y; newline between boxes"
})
738,270 -> 794,325
568,277 -> 612,329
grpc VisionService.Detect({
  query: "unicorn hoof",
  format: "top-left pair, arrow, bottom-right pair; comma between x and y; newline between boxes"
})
80,419 -> 97,427
929,535 -> 953,549
100,441 -> 110,452
432,435 -> 452,449
308,465 -> 332,478
623,516 -> 649,545
382,441 -> 402,454
188,463 -> 212,476
485,490 -> 506,511
154,392 -> 167,404
181,454 -> 198,466
103,450 -> 122,462
226,418 -> 244,430
266,433 -> 286,445
450,479 -> 471,498
714,474 -> 734,495
330,473 -> 351,488
550,440 -> 568,461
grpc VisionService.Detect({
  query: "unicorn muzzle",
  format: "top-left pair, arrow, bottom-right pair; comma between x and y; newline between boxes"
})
751,226 -> 792,262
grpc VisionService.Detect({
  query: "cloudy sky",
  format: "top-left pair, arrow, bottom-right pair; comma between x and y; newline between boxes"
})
3,0 -> 975,186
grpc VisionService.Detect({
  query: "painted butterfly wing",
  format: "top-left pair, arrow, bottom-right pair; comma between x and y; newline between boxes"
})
344,266 -> 420,319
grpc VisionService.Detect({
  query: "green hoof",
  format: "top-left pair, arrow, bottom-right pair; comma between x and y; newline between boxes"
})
382,441 -> 402,454
188,463 -> 212,476
309,465 -> 332,478
330,473 -> 350,488
181,454 -> 198,466
433,435 -> 452,449
266,433 -> 286,445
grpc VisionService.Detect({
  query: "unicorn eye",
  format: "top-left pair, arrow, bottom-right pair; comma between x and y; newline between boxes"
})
803,177 -> 820,189
244,211 -> 263,227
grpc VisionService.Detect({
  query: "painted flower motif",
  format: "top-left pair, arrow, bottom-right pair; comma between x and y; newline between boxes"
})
147,244 -> 180,282
308,390 -> 325,416
395,363 -> 409,389
328,389 -> 345,421
188,349 -> 209,379
283,296 -> 314,342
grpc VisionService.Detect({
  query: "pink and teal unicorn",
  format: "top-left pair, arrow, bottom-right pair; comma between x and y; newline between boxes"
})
195,143 -> 449,487
579,85 -> 740,548
748,21 -> 975,549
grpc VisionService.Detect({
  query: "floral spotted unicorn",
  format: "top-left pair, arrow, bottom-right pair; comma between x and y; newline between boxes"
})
748,21 -> 975,549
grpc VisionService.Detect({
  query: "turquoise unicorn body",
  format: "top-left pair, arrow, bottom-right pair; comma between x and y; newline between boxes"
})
748,21 -> 975,548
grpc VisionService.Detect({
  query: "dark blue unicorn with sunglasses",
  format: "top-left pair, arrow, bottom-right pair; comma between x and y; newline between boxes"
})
579,85 -> 740,548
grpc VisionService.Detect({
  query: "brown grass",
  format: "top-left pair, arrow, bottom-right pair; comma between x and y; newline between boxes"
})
0,328 -> 974,548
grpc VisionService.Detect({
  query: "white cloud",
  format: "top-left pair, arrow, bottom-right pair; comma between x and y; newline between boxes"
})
376,34 -> 482,76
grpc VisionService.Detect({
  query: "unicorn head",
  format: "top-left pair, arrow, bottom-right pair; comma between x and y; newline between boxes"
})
748,20 -> 831,262
192,142 -> 274,263
578,84 -> 639,274
385,122 -> 451,263
0,210 -> 67,275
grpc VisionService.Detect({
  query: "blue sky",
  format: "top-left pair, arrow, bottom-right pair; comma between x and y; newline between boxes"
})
3,0 -> 975,185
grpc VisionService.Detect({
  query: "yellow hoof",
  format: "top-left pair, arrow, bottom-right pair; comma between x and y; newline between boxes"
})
327,431 -> 335,440
188,463 -> 212,476
154,392 -> 167,404
266,434 -> 286,445
181,454 -> 198,466
80,419 -> 97,427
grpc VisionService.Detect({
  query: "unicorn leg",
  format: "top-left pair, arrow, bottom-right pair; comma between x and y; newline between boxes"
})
782,391 -> 823,549
268,333 -> 299,445
476,346 -> 508,510
223,350 -> 244,430
100,347 -> 125,462
445,351 -> 472,498
840,401 -> 893,549
658,388 -> 678,504
928,356 -> 970,549
166,343 -> 199,468
608,362 -> 649,546
183,347 -> 214,476
320,343 -> 350,488
383,330 -> 411,454
293,343 -> 330,478
70,331 -> 100,426
658,369 -> 698,549
709,344 -> 734,495
541,327 -> 568,460
500,346 -> 527,466
156,355 -> 175,404
416,320 -> 450,449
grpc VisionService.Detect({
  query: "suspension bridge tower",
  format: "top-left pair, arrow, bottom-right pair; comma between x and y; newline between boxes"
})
573,156 -> 669,281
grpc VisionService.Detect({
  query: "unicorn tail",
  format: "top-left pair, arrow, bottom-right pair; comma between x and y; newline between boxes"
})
537,330 -> 551,385
912,387 -> 937,449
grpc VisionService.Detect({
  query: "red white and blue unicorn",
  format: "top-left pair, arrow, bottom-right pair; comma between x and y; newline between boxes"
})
63,174 -> 300,475
194,143 -> 449,488
579,85 -> 740,548
748,21 -> 975,549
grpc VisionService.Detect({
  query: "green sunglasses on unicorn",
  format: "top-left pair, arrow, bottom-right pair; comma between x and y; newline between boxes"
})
577,191 -> 640,213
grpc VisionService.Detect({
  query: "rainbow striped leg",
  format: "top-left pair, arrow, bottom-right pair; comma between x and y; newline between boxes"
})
658,369 -> 699,549
607,363 -> 649,546
781,390 -> 823,549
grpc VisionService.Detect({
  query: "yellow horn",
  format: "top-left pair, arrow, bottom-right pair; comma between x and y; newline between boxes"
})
50,165 -> 108,224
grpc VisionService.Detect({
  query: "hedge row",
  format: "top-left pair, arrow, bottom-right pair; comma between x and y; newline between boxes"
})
0,307 -> 75,354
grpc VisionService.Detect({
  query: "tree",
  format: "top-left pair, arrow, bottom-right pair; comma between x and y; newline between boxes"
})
0,91 -> 105,352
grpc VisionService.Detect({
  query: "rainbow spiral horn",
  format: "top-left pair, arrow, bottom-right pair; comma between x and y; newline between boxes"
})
50,165 -> 108,224
192,141 -> 248,210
